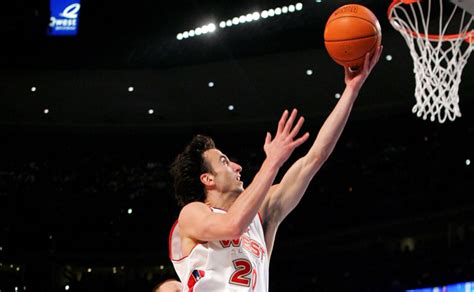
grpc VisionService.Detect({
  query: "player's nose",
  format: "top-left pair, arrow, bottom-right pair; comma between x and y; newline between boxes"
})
232,162 -> 242,173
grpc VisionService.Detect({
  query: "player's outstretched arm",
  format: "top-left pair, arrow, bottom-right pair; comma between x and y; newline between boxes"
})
179,109 -> 309,242
260,46 -> 383,233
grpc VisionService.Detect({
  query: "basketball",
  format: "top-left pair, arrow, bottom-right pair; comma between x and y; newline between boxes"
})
324,4 -> 382,70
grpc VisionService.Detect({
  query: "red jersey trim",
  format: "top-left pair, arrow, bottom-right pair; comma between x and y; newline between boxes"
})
257,211 -> 264,226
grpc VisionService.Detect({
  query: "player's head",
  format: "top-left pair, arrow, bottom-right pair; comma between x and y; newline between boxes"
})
199,148 -> 243,197
170,134 -> 216,207
152,279 -> 182,292
170,134 -> 243,207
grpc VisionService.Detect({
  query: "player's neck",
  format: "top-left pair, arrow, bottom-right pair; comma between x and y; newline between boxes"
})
205,191 -> 237,211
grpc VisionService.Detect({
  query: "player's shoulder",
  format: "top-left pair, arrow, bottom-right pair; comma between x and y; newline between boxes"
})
179,202 -> 211,220
178,202 -> 212,235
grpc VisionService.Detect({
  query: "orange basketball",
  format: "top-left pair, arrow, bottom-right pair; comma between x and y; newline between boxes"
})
324,4 -> 382,70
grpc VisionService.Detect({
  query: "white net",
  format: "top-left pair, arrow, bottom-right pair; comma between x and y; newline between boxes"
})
389,0 -> 473,123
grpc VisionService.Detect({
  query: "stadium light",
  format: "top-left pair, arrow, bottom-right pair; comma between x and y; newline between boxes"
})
176,2 -> 305,40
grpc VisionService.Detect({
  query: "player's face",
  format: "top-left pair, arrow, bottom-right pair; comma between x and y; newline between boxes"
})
203,149 -> 244,194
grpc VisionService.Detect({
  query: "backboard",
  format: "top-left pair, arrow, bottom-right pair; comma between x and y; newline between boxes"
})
449,0 -> 474,15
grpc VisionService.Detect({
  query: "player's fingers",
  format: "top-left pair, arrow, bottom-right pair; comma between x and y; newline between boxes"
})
375,45 -> 383,64
283,108 -> 298,134
265,132 -> 272,145
289,116 -> 305,138
292,132 -> 310,148
276,109 -> 289,134
363,51 -> 371,72
370,45 -> 383,70
344,66 -> 351,76
347,65 -> 360,75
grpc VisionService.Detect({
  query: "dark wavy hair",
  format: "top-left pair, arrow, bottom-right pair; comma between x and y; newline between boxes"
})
170,135 -> 216,207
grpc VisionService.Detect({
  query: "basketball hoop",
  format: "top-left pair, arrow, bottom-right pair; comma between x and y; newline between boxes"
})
388,0 -> 473,123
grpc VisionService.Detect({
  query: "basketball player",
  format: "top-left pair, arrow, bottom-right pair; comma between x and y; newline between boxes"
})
169,46 -> 382,291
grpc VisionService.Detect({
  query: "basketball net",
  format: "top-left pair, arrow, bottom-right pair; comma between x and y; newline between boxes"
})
388,0 -> 473,123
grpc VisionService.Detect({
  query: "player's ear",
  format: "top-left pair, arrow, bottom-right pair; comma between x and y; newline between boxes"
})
200,173 -> 214,186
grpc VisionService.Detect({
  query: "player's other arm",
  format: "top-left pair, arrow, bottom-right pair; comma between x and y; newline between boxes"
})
260,46 -> 383,226
180,110 -> 309,242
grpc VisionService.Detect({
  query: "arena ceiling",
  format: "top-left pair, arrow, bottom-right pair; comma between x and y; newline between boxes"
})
0,0 -> 473,132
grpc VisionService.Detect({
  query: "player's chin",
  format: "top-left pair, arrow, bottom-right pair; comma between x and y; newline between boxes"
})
236,184 -> 245,194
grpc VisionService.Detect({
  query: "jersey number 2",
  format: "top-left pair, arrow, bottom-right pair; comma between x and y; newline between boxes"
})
230,259 -> 257,290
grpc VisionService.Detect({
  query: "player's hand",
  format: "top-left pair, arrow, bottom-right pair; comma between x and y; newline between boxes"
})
344,45 -> 383,90
263,109 -> 310,168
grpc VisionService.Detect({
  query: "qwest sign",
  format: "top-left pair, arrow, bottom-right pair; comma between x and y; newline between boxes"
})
48,0 -> 81,36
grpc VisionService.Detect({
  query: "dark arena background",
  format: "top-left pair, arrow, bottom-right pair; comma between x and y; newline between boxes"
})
1,0 -> 473,291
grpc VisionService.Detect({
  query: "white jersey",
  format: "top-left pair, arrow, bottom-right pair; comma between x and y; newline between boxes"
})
169,208 -> 269,292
